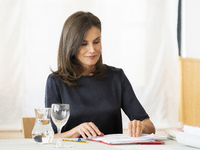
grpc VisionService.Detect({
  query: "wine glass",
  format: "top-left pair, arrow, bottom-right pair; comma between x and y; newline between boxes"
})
51,104 -> 70,148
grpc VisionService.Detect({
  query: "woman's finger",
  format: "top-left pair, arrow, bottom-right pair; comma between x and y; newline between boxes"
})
88,122 -> 104,137
131,120 -> 137,137
84,123 -> 98,138
128,120 -> 137,137
77,122 -> 104,139
128,120 -> 144,137
128,121 -> 132,136
136,121 -> 142,137
78,127 -> 87,139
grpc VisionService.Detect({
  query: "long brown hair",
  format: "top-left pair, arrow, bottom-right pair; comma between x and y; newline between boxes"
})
53,11 -> 106,87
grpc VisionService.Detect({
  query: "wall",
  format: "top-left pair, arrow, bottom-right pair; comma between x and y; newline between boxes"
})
182,0 -> 200,58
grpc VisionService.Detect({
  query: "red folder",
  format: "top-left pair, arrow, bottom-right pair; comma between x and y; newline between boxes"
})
89,139 -> 164,145
88,134 -> 164,145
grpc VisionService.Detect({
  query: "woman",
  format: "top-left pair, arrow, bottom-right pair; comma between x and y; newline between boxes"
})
45,11 -> 155,139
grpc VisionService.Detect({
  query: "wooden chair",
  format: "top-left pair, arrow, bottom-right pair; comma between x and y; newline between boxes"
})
179,57 -> 200,126
21,117 -> 36,138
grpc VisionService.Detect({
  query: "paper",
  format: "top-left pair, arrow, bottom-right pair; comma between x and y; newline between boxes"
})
183,125 -> 200,136
176,132 -> 200,149
89,134 -> 162,145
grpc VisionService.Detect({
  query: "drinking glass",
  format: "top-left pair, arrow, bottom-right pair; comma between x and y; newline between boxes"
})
51,104 -> 70,148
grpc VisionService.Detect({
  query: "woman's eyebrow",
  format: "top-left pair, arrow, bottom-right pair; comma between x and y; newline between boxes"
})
82,36 -> 101,42
94,36 -> 101,41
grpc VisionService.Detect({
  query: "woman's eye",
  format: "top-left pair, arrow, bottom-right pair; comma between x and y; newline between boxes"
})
94,41 -> 100,44
81,43 -> 87,46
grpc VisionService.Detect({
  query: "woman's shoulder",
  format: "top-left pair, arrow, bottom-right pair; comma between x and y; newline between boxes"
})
105,65 -> 123,74
47,73 -> 58,79
105,65 -> 124,77
46,73 -> 61,83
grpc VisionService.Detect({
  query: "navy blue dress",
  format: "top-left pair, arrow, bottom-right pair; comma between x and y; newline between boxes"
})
45,65 -> 149,134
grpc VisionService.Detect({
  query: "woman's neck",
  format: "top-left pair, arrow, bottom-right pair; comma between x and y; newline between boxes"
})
82,65 -> 95,76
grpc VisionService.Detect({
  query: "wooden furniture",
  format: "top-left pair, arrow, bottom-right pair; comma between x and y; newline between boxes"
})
21,117 -> 35,138
179,57 -> 200,126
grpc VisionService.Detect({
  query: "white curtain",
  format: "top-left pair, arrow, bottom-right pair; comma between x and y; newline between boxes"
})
0,0 -> 179,130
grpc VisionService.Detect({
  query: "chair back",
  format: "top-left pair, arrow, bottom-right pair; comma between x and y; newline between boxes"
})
21,117 -> 36,138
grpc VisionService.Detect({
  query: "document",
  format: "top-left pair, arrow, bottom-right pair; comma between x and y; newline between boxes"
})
183,125 -> 200,136
89,134 -> 164,145
176,132 -> 200,149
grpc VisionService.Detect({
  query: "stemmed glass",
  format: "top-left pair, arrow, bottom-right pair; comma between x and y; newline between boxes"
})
51,104 -> 70,148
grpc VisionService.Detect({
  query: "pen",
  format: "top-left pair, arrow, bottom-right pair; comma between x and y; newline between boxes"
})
62,139 -> 87,143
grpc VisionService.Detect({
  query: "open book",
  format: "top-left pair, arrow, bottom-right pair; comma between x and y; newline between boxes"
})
88,134 -> 164,145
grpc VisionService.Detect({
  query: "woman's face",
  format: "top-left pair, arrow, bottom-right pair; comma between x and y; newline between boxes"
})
75,26 -> 101,70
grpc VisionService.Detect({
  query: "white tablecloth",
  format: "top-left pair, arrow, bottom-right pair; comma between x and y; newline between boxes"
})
0,138 -> 199,150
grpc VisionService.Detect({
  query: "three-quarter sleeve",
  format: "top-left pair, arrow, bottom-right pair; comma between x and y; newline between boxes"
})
120,70 -> 149,121
45,74 -> 62,108
45,74 -> 62,133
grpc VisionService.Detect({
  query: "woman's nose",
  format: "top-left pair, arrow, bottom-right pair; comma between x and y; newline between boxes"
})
88,44 -> 95,53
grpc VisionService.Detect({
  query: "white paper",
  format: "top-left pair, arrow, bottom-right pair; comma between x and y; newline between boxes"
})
183,125 -> 200,136
91,134 -> 156,144
176,132 -> 200,149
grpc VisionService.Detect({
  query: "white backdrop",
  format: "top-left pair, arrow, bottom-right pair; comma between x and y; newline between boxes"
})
0,0 -> 180,130
182,0 -> 200,59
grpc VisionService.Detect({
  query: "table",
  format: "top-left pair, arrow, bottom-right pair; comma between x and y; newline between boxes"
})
0,138 -> 199,150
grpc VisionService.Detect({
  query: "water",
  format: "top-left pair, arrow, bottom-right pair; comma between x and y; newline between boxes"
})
32,119 -> 54,143
51,116 -> 69,128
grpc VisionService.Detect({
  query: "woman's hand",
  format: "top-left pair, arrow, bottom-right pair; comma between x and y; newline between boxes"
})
128,120 -> 144,137
75,122 -> 104,139
128,118 -> 155,137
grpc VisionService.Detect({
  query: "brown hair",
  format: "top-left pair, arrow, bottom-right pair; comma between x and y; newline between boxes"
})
52,11 -> 106,87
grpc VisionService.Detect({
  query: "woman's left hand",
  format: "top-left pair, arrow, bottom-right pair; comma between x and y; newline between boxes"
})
128,119 -> 144,137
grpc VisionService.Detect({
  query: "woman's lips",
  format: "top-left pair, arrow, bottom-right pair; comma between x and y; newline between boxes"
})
86,56 -> 96,59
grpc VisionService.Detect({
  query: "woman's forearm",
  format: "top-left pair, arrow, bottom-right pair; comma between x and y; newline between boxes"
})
53,122 -> 104,139
54,126 -> 80,138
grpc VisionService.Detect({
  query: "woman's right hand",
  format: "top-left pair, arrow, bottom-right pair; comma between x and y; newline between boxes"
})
75,122 -> 104,139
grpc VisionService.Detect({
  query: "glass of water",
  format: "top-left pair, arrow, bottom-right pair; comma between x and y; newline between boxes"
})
51,104 -> 70,148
